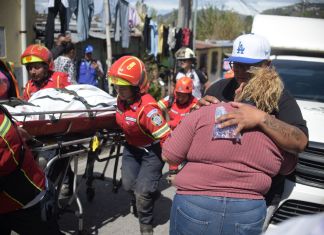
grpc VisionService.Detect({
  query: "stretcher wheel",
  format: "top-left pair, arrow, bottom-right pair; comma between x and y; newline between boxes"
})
86,187 -> 95,201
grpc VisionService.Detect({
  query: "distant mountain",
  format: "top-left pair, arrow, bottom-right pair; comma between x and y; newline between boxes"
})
156,2 -> 324,25
262,3 -> 324,18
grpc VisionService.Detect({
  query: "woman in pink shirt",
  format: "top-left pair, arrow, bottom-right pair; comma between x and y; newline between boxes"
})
162,67 -> 298,235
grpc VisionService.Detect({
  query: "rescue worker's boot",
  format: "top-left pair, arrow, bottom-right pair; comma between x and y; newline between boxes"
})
140,223 -> 153,235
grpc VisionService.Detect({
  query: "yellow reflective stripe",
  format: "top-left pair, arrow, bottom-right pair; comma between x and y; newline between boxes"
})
152,123 -> 170,139
21,169 -> 43,192
1,115 -> 42,192
157,100 -> 167,111
3,191 -> 24,207
0,115 -> 11,137
137,103 -> 156,140
0,116 -> 19,166
109,76 -> 132,86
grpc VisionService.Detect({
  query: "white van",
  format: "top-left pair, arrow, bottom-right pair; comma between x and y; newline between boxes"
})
252,14 -> 324,230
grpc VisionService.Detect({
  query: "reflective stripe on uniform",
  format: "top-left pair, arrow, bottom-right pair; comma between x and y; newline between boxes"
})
0,114 -> 11,137
0,115 -> 18,165
3,191 -> 24,207
157,100 -> 167,111
152,123 -> 170,139
170,108 -> 179,115
1,114 -> 42,192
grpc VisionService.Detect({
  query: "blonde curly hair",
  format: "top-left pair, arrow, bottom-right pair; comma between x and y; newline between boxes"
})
235,66 -> 284,113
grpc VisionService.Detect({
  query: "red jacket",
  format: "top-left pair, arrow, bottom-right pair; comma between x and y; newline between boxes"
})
0,109 -> 45,214
23,71 -> 71,100
158,96 -> 198,130
116,93 -> 171,147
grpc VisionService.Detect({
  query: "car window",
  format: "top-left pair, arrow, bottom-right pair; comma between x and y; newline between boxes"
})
272,60 -> 324,102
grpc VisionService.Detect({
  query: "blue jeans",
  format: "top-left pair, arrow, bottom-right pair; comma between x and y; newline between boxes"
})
122,143 -> 164,225
170,194 -> 266,235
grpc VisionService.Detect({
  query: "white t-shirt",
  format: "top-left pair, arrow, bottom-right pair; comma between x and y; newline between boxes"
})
176,69 -> 203,99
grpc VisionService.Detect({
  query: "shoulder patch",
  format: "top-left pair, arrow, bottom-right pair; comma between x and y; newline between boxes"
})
147,108 -> 158,118
151,113 -> 163,126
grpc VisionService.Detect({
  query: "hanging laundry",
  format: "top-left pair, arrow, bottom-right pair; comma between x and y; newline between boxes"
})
77,0 -> 94,41
162,25 -> 170,57
168,27 -> 177,52
66,0 -> 78,30
45,0 -> 69,49
143,15 -> 151,52
129,6 -> 141,28
114,0 -> 130,48
173,28 -> 183,54
48,0 -> 69,8
94,0 -> 104,15
189,29 -> 193,49
150,20 -> 158,58
158,24 -> 164,55
182,28 -> 192,47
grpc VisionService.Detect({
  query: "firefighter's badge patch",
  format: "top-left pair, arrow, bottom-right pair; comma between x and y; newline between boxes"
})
151,113 -> 163,126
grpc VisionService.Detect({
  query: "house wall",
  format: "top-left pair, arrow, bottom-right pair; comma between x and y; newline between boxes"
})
196,46 -> 232,81
0,0 -> 35,63
0,0 -> 35,94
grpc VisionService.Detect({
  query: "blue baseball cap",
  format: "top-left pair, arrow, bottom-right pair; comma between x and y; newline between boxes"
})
227,34 -> 271,64
85,45 -> 94,54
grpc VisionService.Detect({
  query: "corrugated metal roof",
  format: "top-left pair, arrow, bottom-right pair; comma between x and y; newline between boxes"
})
196,40 -> 233,50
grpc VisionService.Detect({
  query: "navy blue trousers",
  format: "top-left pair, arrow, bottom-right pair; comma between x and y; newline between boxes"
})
121,143 -> 164,225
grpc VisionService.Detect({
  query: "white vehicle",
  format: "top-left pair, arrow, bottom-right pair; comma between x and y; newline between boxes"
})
252,14 -> 324,230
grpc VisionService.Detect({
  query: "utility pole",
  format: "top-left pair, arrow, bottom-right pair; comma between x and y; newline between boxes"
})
193,0 -> 198,51
104,0 -> 112,94
177,0 -> 192,28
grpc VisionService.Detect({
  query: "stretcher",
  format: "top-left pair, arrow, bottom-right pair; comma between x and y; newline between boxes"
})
9,106 -> 125,234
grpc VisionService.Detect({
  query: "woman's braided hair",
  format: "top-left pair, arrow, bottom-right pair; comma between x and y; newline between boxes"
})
235,66 -> 284,114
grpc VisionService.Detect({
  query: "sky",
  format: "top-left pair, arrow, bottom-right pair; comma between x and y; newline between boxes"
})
35,0 -> 323,16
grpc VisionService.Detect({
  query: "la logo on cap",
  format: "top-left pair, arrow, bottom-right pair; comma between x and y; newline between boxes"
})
236,41 -> 245,54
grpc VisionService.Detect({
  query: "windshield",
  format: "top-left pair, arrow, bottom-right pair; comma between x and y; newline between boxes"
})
272,59 -> 324,102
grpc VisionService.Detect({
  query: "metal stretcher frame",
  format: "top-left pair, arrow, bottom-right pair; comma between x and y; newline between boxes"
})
10,109 -> 125,234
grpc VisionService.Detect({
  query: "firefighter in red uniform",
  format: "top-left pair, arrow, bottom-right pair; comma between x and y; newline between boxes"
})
158,77 -> 198,178
0,105 -> 62,235
108,56 -> 171,235
21,44 -> 71,100
158,76 -> 198,130
0,59 -> 20,99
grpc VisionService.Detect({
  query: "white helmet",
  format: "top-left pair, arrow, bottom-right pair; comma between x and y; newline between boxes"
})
175,47 -> 196,60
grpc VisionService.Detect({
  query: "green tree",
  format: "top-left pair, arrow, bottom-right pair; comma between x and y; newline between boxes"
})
196,5 -> 247,40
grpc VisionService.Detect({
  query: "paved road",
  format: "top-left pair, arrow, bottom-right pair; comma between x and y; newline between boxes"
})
59,148 -> 176,235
